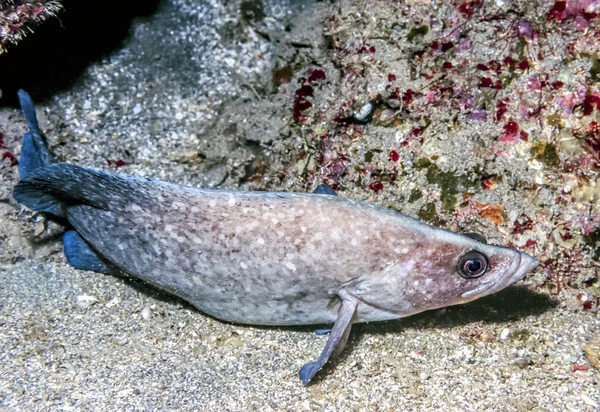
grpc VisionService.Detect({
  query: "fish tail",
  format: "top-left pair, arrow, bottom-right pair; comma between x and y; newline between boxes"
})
17,90 -> 55,179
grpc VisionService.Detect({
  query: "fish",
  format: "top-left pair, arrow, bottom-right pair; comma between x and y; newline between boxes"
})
12,90 -> 539,385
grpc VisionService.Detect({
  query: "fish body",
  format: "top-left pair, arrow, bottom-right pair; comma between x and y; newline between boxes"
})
12,91 -> 539,384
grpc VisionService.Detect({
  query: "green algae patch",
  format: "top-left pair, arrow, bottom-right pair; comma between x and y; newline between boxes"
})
547,113 -> 565,129
408,188 -> 423,203
442,194 -> 458,211
414,158 -> 480,211
407,25 -> 429,42
425,163 -> 477,211
414,157 -> 431,170
418,202 -> 438,223
530,142 -> 560,168
364,148 -> 382,163
590,52 -> 600,82
583,227 -> 600,261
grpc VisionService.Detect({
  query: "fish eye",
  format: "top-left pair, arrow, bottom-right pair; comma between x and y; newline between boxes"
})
463,232 -> 487,244
457,250 -> 488,278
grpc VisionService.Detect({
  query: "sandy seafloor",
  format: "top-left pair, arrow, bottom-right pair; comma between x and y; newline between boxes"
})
0,0 -> 599,410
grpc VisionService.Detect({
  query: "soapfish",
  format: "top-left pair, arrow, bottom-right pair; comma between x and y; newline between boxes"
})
12,91 -> 539,384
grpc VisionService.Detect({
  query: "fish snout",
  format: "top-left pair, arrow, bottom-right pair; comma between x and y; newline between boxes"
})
513,252 -> 539,282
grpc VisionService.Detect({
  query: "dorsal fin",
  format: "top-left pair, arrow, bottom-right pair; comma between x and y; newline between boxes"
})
313,184 -> 337,196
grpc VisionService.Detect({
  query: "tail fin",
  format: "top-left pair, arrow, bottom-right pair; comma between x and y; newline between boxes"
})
17,90 -> 55,179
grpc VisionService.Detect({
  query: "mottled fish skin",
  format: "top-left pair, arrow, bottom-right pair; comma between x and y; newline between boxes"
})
12,91 -> 540,385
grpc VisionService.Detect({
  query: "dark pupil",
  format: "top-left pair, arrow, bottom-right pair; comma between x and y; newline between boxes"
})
466,260 -> 482,273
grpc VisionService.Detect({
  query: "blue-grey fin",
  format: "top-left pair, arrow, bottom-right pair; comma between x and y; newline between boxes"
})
313,185 -> 337,196
299,290 -> 357,385
17,90 -> 55,179
12,172 -> 66,217
63,230 -> 119,275
18,90 -> 41,136
314,329 -> 331,335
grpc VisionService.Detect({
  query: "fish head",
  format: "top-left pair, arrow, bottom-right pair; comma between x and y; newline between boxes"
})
408,230 -> 539,310
349,227 -> 539,320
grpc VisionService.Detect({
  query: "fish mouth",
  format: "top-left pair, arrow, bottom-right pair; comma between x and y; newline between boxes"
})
511,252 -> 539,282
461,251 -> 539,299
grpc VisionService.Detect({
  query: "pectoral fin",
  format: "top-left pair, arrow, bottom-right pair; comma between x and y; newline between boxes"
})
299,289 -> 358,385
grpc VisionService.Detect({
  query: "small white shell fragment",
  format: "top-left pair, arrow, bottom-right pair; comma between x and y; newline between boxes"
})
105,297 -> 121,308
581,393 -> 598,408
353,102 -> 373,122
500,328 -> 511,340
141,305 -> 152,320
76,294 -> 98,308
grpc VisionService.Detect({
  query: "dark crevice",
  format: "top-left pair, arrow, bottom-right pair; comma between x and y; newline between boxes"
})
0,0 -> 162,106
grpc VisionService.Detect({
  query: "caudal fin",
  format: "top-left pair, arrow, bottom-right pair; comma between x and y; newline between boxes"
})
17,90 -> 55,179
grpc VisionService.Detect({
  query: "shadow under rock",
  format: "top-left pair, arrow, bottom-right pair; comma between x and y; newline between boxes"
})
0,0 -> 162,106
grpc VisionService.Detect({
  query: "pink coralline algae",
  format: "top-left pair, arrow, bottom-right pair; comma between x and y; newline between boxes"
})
547,1 -> 567,21
583,95 -> 600,116
368,181 -> 384,192
518,60 -> 530,71
293,68 -> 328,122
495,100 -> 509,121
2,151 -> 17,166
499,120 -> 520,143
547,0 -> 599,27
515,19 -> 538,42
388,150 -> 400,162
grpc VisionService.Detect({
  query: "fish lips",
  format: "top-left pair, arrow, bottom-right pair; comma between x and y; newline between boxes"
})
461,251 -> 539,300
